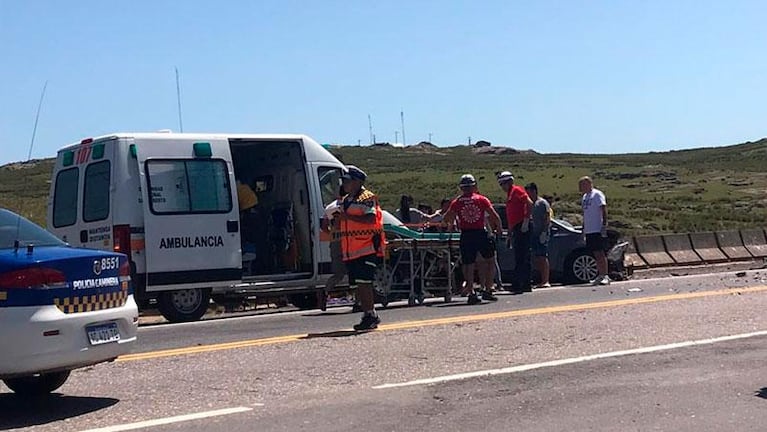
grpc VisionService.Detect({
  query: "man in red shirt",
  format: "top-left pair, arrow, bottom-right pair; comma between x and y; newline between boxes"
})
497,171 -> 534,293
443,174 -> 503,305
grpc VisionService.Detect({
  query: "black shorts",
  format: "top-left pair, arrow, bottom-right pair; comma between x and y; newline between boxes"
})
345,254 -> 381,286
585,233 -> 606,252
460,230 -> 491,264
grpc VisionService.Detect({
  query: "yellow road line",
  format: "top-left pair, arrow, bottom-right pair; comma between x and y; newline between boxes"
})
118,285 -> 767,363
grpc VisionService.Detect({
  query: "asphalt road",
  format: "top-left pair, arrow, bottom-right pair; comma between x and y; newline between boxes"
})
2,268 -> 767,432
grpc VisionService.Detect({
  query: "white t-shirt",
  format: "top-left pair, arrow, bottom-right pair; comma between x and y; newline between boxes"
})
581,188 -> 606,234
324,200 -> 341,219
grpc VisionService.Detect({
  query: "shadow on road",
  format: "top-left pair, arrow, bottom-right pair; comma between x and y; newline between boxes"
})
0,393 -> 119,430
754,388 -> 767,399
429,301 -> 491,309
301,330 -> 366,339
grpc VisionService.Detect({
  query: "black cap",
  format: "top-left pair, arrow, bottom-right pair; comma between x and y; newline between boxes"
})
341,165 -> 367,181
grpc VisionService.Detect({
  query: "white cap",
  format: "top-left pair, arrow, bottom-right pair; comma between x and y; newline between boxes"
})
459,174 -> 477,187
496,171 -> 514,184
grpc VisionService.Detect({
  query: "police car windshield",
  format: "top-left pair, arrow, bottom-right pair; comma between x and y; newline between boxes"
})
0,209 -> 65,249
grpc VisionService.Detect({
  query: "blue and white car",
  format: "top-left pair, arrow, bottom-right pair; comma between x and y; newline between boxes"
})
0,209 -> 138,395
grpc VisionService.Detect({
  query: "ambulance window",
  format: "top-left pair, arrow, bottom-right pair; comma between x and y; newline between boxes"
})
318,167 -> 342,206
53,167 -> 79,227
146,159 -> 232,214
83,161 -> 111,222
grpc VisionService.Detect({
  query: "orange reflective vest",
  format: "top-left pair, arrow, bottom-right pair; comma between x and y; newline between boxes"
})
339,187 -> 385,261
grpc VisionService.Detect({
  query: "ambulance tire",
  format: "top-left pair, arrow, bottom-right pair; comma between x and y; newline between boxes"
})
288,293 -> 319,310
4,370 -> 70,396
157,288 -> 211,323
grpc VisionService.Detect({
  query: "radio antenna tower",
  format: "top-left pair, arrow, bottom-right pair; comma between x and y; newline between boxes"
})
175,67 -> 184,132
368,114 -> 374,144
400,109 -> 406,146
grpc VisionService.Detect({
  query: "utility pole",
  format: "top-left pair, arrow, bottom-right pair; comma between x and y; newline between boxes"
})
395,131 -> 399,144
468,136 -> 472,146
428,133 -> 432,143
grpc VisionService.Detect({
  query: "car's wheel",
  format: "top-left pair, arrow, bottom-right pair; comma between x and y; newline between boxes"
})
157,288 -> 211,323
565,250 -> 599,284
3,371 -> 71,396
288,293 -> 319,310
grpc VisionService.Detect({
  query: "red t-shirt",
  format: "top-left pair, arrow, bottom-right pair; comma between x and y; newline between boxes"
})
505,185 -> 530,227
449,193 -> 492,230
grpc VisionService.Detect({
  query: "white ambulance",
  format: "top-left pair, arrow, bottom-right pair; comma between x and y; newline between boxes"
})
47,132 -> 347,322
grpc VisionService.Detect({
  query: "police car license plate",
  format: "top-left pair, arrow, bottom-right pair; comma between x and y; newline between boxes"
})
86,322 -> 120,345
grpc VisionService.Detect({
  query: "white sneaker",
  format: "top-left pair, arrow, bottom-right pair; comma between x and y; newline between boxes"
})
537,282 -> 552,288
599,275 -> 611,285
589,277 -> 601,285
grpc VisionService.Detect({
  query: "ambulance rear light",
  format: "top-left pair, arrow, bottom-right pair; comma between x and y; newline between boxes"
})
0,267 -> 67,290
113,225 -> 132,256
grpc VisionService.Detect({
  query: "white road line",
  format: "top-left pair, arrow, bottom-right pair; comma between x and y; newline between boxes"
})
78,406 -> 254,432
373,330 -> 767,389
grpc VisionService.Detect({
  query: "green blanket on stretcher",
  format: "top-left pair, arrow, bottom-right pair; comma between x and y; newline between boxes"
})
383,224 -> 461,241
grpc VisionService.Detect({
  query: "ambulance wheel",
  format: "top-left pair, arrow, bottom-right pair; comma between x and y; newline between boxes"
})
4,370 -> 70,396
288,293 -> 319,310
157,288 -> 211,323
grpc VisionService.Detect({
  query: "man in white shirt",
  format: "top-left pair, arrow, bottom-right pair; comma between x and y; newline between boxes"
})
579,176 -> 610,285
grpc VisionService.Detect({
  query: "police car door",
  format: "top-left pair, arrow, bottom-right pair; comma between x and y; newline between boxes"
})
135,137 -> 241,291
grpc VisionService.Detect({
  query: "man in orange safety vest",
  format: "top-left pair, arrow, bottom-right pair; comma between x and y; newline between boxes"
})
338,165 -> 386,331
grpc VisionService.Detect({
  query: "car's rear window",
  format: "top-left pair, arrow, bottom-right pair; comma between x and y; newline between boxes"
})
0,209 -> 65,249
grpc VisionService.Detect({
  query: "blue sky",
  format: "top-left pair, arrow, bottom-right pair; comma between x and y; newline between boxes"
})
2,0 -> 766,163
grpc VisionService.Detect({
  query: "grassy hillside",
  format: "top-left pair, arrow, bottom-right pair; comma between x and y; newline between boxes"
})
331,140 -> 767,235
0,158 -> 54,225
1,139 -> 765,236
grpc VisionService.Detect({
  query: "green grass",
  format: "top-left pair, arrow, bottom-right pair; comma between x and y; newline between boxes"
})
2,139 -> 766,236
332,140 -> 767,236
0,159 -> 53,226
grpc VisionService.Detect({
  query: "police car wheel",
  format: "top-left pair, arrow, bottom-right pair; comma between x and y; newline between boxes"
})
157,288 -> 211,323
3,371 -> 70,396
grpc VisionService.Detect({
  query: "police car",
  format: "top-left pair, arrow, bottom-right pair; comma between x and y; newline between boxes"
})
0,208 -> 138,395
